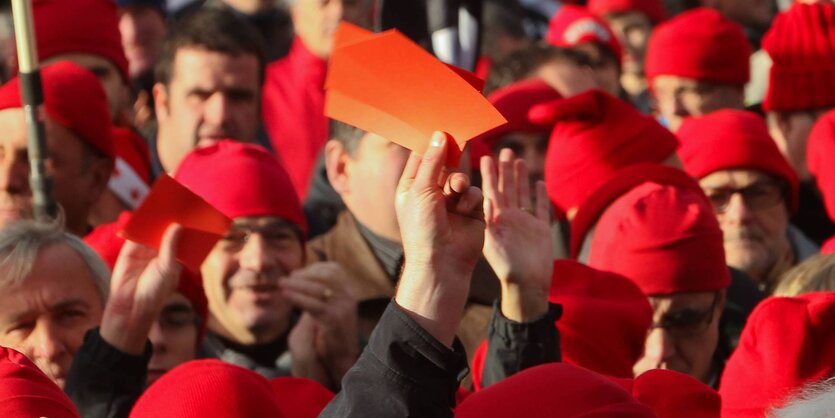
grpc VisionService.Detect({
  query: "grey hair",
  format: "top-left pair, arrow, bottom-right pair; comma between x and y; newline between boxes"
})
770,377 -> 835,418
0,220 -> 110,303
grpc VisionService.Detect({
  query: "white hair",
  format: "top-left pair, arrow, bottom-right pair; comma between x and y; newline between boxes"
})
0,220 -> 110,303
770,378 -> 835,418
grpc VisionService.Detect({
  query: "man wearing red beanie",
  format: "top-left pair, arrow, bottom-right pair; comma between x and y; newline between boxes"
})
645,8 -> 750,132
677,109 -> 819,291
174,140 -> 360,391
719,292 -> 835,417
0,346 -> 82,418
152,8 -> 264,176
807,109 -> 835,228
0,61 -> 114,237
261,0 -> 374,200
33,0 -> 132,123
537,89 -> 680,219
545,5 -> 623,98
587,0 -> 665,113
762,2 -> 835,242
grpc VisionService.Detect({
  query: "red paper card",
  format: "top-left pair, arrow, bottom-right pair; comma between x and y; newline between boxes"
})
121,175 -> 232,271
325,24 -> 505,166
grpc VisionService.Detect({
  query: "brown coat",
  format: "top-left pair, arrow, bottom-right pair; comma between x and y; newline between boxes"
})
306,212 -> 498,364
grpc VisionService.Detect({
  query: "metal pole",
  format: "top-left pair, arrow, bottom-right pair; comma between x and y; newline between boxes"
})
10,0 -> 56,222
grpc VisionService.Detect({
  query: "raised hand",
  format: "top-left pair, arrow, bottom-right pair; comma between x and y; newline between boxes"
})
282,262 -> 359,389
481,149 -> 553,322
101,224 -> 184,355
394,132 -> 485,347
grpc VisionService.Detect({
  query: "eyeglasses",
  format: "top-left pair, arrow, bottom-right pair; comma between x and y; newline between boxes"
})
650,292 -> 720,338
703,181 -> 785,214
219,222 -> 301,253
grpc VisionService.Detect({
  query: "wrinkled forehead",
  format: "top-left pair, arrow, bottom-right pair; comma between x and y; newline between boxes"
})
647,291 -> 717,317
699,169 -> 775,189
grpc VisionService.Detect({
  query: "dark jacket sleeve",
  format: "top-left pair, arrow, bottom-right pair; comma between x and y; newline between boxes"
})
320,301 -> 469,418
480,301 -> 562,389
64,328 -> 152,418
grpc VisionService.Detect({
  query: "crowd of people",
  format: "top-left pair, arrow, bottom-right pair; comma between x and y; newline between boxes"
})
0,0 -> 833,416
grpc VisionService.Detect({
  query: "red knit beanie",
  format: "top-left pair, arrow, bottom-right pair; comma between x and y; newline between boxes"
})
174,140 -> 307,234
677,109 -> 799,213
456,363 -> 656,417
587,0 -> 666,24
763,2 -> 835,113
270,377 -> 335,418
0,346 -> 81,418
535,89 -> 679,218
546,5 -> 623,64
822,236 -> 835,254
719,292 -> 835,417
84,211 -> 209,345
808,109 -> 835,221
588,181 -> 730,295
33,0 -> 129,81
130,360 -> 285,418
0,61 -> 114,159
470,259 -> 652,389
645,8 -> 750,85
610,369 -> 721,418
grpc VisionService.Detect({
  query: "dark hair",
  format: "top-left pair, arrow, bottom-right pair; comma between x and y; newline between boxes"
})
484,41 -> 593,95
329,119 -> 366,157
155,8 -> 266,86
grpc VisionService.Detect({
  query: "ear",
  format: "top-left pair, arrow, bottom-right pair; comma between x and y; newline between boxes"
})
152,82 -> 170,122
324,139 -> 352,195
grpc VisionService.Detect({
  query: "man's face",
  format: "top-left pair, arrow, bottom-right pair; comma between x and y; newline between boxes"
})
290,0 -> 372,58
604,11 -> 652,76
700,169 -> 790,282
333,133 -> 411,242
201,216 -> 303,344
573,43 -> 621,97
633,291 -> 723,384
146,292 -> 198,386
42,54 -> 127,121
0,243 -> 103,388
0,109 -> 110,235
119,6 -> 167,81
769,110 -> 823,182
493,132 -> 549,198
154,48 -> 260,173
652,76 -> 745,132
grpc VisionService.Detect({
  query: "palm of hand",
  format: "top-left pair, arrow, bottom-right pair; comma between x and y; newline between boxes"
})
483,207 -> 552,288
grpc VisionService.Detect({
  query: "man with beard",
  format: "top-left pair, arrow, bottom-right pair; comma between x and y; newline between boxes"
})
677,110 -> 818,292
174,140 -> 359,390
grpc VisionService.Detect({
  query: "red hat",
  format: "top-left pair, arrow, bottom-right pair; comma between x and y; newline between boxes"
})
719,292 -> 835,417
588,180 -> 730,295
0,346 -> 81,418
823,236 -> 835,255
763,2 -> 835,112
270,377 -> 334,418
456,363 -> 656,417
588,0 -> 666,24
33,0 -> 129,81
546,5 -> 623,64
808,109 -> 835,221
474,79 -> 562,151
677,109 -> 799,213
535,89 -> 679,218
610,369 -> 721,418
84,211 -> 209,344
174,140 -> 307,234
470,260 -> 652,389
0,61 -> 114,159
130,360 -> 285,418
109,128 -> 151,209
645,8 -> 750,85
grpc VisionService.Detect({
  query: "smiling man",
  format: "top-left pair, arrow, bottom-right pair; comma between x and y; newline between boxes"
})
152,8 -> 264,175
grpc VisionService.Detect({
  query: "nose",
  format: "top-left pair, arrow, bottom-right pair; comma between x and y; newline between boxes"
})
239,233 -> 278,274
28,322 -> 69,365
0,155 -> 28,194
643,327 -> 677,368
148,322 -> 167,356
723,192 -> 754,225
203,92 -> 231,129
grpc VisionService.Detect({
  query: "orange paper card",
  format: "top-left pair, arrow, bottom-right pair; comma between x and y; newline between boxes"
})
121,175 -> 232,271
325,24 -> 506,166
